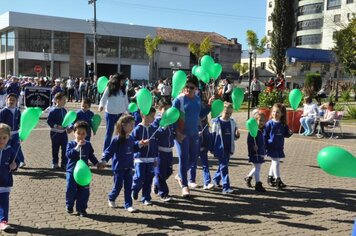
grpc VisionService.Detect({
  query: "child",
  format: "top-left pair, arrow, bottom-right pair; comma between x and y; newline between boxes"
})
151,98 -> 175,202
0,123 -> 18,231
65,121 -> 104,217
245,112 -> 267,192
189,116 -> 214,190
0,94 -> 25,168
101,115 -> 137,212
265,103 -> 293,189
47,92 -> 69,169
75,98 -> 94,141
211,102 -> 239,194
131,107 -> 158,206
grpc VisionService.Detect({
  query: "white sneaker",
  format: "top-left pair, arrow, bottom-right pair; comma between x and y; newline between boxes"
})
160,196 -> 172,202
108,200 -> 116,208
203,183 -> 215,190
143,200 -> 152,206
188,182 -> 198,189
19,162 -> 26,168
127,207 -> 137,213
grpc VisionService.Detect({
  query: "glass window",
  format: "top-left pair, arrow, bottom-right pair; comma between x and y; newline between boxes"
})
301,63 -> 311,72
1,33 -> 5,53
334,14 -> 341,23
261,62 -> 266,70
298,3 -> 323,16
327,0 -> 341,10
121,37 -> 147,60
18,28 -> 51,52
86,36 -> 94,56
7,31 -> 14,52
296,34 -> 322,45
97,36 -> 118,58
268,16 -> 272,21
269,1 -> 272,7
347,0 -> 353,3
54,31 -> 69,54
297,19 -> 323,30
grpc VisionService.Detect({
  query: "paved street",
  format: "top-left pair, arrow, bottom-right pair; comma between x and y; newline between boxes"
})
2,103 -> 356,236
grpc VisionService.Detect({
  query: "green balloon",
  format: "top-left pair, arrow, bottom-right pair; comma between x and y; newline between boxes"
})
201,55 -> 215,76
232,88 -> 244,111
211,63 -> 222,80
62,111 -> 77,128
136,88 -> 152,115
91,114 -> 102,135
211,99 -> 224,118
246,118 -> 258,138
195,66 -> 210,84
192,65 -> 198,76
73,159 -> 92,186
172,70 -> 187,98
97,76 -> 109,94
19,107 -> 41,141
128,102 -> 138,113
289,89 -> 303,110
160,107 -> 180,127
317,146 -> 356,178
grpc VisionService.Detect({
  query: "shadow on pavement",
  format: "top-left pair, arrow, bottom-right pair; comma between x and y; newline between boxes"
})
13,168 -> 66,180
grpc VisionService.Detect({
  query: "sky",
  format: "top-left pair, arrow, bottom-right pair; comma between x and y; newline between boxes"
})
0,0 -> 266,49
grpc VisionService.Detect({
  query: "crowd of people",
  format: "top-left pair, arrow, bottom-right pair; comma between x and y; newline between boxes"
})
0,72 -> 294,232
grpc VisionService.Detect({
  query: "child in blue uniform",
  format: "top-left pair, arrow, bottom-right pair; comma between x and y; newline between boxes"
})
211,103 -> 239,194
0,123 -> 18,232
0,94 -> 25,168
102,115 -> 137,213
131,107 -> 158,206
189,116 -> 214,190
264,103 -> 293,189
47,92 -> 70,169
151,98 -> 175,202
74,98 -> 94,141
65,121 -> 104,217
245,112 -> 267,192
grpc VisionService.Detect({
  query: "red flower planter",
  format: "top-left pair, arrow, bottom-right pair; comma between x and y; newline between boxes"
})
258,107 -> 271,120
286,109 -> 303,133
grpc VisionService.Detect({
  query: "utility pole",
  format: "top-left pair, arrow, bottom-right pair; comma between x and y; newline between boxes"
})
88,0 -> 97,78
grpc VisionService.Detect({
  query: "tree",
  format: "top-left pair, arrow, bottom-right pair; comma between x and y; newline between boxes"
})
232,63 -> 248,78
304,73 -> 322,97
333,18 -> 356,77
144,35 -> 163,81
246,30 -> 267,77
188,36 -> 213,64
270,0 -> 294,75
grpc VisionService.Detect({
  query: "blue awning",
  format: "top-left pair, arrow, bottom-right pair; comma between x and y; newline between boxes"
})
286,48 -> 336,63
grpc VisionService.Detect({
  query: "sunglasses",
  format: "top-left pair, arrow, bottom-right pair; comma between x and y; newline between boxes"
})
185,86 -> 196,90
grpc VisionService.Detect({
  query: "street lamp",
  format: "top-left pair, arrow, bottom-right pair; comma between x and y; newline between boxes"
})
169,61 -> 182,74
247,45 -> 255,119
88,0 -> 97,78
86,60 -> 92,79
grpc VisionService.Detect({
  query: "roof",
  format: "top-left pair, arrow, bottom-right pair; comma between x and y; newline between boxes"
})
156,27 -> 237,45
286,48 -> 336,63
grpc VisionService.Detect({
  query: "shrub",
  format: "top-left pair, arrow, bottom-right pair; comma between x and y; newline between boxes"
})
340,89 -> 351,102
304,73 -> 322,97
346,104 -> 356,119
259,90 -> 284,108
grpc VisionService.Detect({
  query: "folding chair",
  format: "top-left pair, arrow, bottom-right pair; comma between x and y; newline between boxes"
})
325,111 -> 344,139
298,116 -> 317,135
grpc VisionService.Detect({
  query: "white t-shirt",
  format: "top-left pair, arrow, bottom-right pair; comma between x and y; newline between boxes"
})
303,103 -> 318,117
99,88 -> 128,114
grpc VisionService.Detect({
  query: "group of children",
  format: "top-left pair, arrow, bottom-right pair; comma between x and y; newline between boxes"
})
0,88 -> 293,231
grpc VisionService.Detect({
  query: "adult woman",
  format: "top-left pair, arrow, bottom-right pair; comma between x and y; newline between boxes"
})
222,77 -> 233,103
173,75 -> 212,198
99,73 -> 128,152
299,96 -> 318,135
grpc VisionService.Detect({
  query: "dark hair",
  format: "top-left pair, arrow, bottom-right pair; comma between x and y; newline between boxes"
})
304,96 -> 312,104
157,97 -> 172,109
141,107 -> 156,117
114,115 -> 135,141
271,103 -> 287,125
73,120 -> 89,132
82,98 -> 92,107
328,102 -> 335,107
6,93 -> 18,100
186,75 -> 199,87
54,92 -> 66,101
108,73 -> 126,97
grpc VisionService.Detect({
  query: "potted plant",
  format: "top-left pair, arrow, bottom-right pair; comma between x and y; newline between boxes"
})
258,89 -> 284,119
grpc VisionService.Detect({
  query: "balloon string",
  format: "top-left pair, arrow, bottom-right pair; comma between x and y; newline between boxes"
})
79,146 -> 82,160
201,124 -> 208,133
292,110 -> 295,131
11,144 -> 21,165
149,128 -> 159,140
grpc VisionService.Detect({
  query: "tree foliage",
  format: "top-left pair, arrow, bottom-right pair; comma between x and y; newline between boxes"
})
144,35 -> 163,57
270,0 -> 294,75
232,63 -> 248,76
333,18 -> 356,76
304,73 -> 322,96
188,36 -> 213,63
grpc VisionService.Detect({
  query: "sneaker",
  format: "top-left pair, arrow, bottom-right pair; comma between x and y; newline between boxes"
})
51,164 -> 59,169
131,191 -> 138,201
213,181 -> 222,188
127,207 -> 137,213
0,221 -> 10,231
78,211 -> 88,217
108,200 -> 116,208
19,162 -> 26,168
222,188 -> 234,194
66,207 -> 74,214
255,182 -> 267,192
188,182 -> 198,189
152,184 -> 158,195
203,183 -> 215,190
316,134 -> 324,139
182,187 -> 190,198
267,175 -> 276,187
175,174 -> 182,188
160,196 -> 172,202
276,178 -> 287,189
244,176 -> 253,188
143,200 -> 152,206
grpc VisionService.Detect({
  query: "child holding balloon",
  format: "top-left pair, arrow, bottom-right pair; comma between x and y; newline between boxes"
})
211,102 -> 240,194
47,92 -> 70,169
0,93 -> 25,168
65,121 -> 104,217
101,115 -> 137,212
73,98 -> 94,141
0,123 -> 18,232
264,103 -> 293,189
245,112 -> 267,192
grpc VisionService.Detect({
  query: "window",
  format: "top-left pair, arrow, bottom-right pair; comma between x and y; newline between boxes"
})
1,33 -> 6,53
334,14 -> 341,23
347,0 -> 353,3
297,19 -> 323,30
267,30 -> 272,36
18,28 -> 51,52
7,31 -> 14,52
332,31 -> 338,40
172,46 -> 178,52
120,37 -> 147,60
268,16 -> 272,21
296,34 -> 322,45
327,0 -> 341,10
301,63 -> 311,72
298,3 -> 323,16
54,31 -> 69,54
269,1 -> 272,7
261,62 -> 266,70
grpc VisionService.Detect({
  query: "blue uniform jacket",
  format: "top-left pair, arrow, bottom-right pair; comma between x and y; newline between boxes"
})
0,107 -> 21,131
131,123 -> 158,159
75,109 -> 94,137
132,110 -> 142,126
247,129 -> 265,163
151,114 -> 176,148
47,107 -> 67,128
102,136 -> 134,172
264,120 -> 292,158
6,83 -> 21,96
51,86 -> 63,96
66,140 -> 98,173
210,116 -> 237,158
0,146 -> 18,187
199,123 -> 211,151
